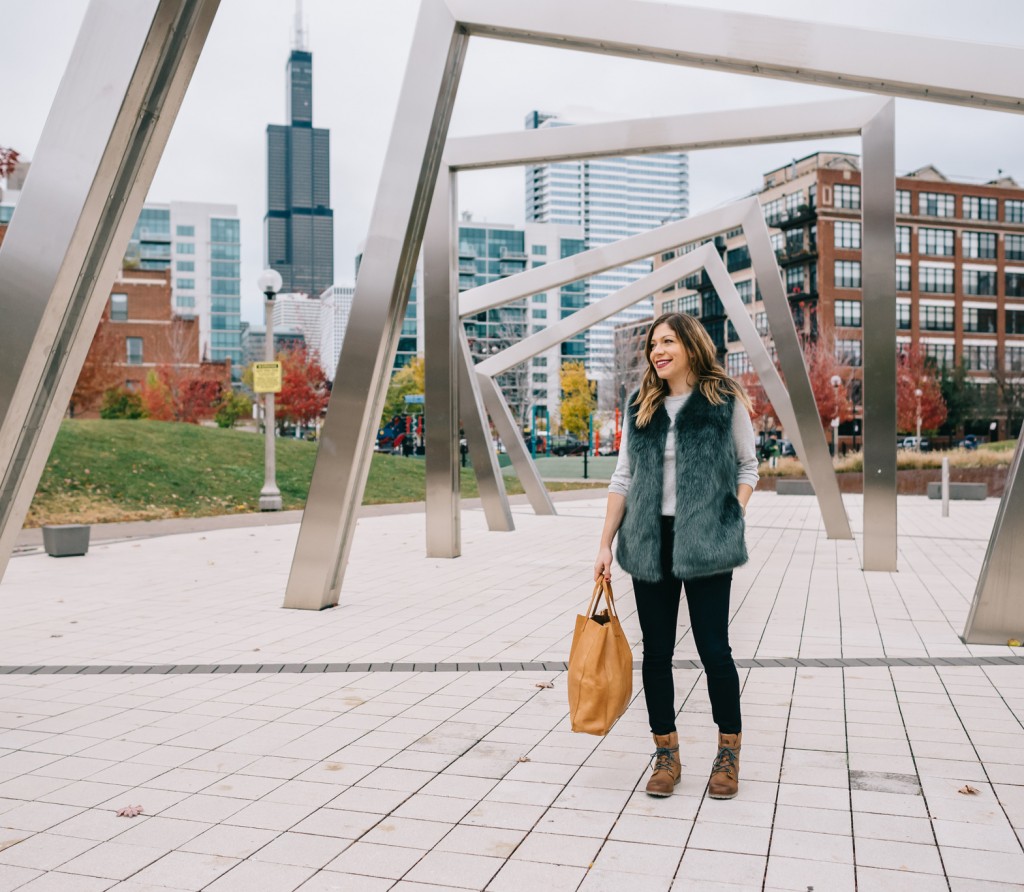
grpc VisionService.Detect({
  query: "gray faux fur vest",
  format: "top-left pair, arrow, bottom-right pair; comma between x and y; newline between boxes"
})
616,388 -> 748,582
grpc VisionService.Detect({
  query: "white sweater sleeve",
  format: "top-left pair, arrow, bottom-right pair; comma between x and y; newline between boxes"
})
733,402 -> 760,490
608,423 -> 631,497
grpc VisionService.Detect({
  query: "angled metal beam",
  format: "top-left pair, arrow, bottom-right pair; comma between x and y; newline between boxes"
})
963,427 -> 1024,644
861,101 -> 898,570
447,0 -> 1024,114
282,0 -> 467,609
458,329 -> 514,531
0,0 -> 220,582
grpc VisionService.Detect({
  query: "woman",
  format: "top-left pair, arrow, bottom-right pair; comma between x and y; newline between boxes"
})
595,312 -> 758,800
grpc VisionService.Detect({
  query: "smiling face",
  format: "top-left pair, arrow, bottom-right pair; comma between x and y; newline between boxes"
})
648,322 -> 693,391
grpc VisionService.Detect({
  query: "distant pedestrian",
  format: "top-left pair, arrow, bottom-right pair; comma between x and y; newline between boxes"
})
594,312 -> 758,801
768,437 -> 780,470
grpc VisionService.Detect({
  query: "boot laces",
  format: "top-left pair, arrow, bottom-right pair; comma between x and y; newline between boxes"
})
650,745 -> 677,774
711,744 -> 737,779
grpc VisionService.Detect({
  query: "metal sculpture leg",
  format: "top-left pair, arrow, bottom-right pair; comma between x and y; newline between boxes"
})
423,169 -> 460,558
458,331 -> 514,531
962,427 -> 1024,643
743,202 -> 854,540
0,0 -> 220,583
282,0 -> 466,609
861,101 -> 898,570
477,375 -> 555,516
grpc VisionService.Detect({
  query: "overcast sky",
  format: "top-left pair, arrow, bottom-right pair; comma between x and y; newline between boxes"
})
3,0 -> 1023,323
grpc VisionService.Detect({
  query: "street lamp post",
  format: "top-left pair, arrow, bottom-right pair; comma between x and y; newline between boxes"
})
914,387 -> 923,451
830,374 -> 842,456
258,269 -> 283,511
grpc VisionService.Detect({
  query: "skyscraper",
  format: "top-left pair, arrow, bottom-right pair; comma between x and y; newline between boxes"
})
265,4 -> 334,298
524,111 -> 689,388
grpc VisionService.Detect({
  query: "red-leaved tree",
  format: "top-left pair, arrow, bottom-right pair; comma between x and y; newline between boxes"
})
276,344 -> 329,431
896,344 -> 947,434
804,337 -> 853,430
737,371 -> 778,438
0,146 -> 18,179
140,367 -> 224,424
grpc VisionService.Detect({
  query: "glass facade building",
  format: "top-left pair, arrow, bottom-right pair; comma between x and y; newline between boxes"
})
524,111 -> 689,387
265,45 -> 334,299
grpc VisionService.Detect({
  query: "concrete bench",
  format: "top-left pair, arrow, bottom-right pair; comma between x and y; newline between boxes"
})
41,524 -> 91,557
927,482 -> 987,500
776,478 -> 815,496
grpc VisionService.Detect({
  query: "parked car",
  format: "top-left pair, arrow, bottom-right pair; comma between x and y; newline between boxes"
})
777,438 -> 797,457
898,436 -> 931,451
957,434 -> 979,450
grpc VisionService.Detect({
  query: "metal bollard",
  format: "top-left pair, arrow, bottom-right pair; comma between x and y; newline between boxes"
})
941,456 -> 950,517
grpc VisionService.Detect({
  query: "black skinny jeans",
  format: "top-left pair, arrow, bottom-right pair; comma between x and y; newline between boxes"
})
632,516 -> 741,736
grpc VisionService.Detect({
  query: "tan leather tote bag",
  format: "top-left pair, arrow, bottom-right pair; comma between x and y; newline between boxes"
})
568,578 -> 633,736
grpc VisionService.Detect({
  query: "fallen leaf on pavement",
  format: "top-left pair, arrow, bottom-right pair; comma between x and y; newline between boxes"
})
0,839 -> 25,853
517,756 -> 531,763
535,682 -> 554,689
958,785 -> 979,795
116,805 -> 144,817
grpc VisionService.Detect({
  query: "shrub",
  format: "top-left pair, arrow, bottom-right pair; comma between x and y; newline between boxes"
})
99,387 -> 145,420
215,390 -> 253,429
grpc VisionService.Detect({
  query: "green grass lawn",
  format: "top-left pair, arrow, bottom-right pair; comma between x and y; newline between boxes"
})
26,420 -> 603,527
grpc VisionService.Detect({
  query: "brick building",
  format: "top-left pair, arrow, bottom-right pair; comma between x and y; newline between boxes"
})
655,152 -> 1024,438
72,269 -> 230,417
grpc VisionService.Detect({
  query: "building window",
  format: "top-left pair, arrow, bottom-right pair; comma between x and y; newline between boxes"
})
210,218 -> 240,243
896,226 -> 911,254
834,184 -> 861,210
834,299 -> 862,328
755,311 -> 769,336
126,337 -> 143,365
533,308 -> 547,319
785,192 -> 802,215
531,244 -> 547,256
176,278 -> 195,290
962,231 -> 997,259
661,250 -> 676,262
924,343 -> 954,367
919,228 -> 954,256
1006,234 -> 1024,261
963,196 -> 998,220
834,221 -> 861,249
896,190 -> 911,214
1007,200 -> 1024,224
763,198 -> 784,225
680,294 -> 700,315
786,266 -> 805,294
533,373 -> 548,383
963,269 -> 998,296
896,264 -> 911,292
110,293 -> 128,322
176,242 -> 195,254
834,260 -> 861,289
1007,309 -> 1024,335
920,266 -> 954,294
1007,345 -> 1024,372
963,306 -> 998,333
835,338 -> 862,366
176,260 -> 194,272
175,224 -> 195,237
964,344 -> 997,371
735,280 -> 753,304
533,356 -> 547,367
920,192 -> 955,217
920,304 -> 955,331
897,302 -> 911,330
1007,273 -> 1024,298
726,351 -> 752,376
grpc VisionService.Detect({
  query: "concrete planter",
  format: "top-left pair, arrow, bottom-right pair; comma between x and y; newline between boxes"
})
41,524 -> 90,557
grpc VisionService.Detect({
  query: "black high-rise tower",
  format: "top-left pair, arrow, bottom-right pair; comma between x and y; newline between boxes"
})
264,3 -> 333,297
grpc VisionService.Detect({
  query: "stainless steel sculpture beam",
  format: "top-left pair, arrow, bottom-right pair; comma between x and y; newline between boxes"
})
282,0 -> 467,609
458,329 -> 514,531
861,102 -> 898,570
447,0 -> 1024,113
963,431 -> 1024,644
423,170 -> 461,557
0,0 -> 220,582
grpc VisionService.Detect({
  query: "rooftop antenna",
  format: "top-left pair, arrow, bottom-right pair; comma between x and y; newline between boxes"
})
292,0 -> 308,51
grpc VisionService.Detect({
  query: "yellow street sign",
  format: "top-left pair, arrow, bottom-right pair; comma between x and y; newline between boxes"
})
253,361 -> 283,394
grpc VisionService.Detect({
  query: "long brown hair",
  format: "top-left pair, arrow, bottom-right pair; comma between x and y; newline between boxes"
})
633,312 -> 752,427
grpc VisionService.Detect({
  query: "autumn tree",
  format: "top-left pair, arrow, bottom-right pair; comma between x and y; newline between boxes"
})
276,343 -> 329,431
560,360 -> 596,440
896,344 -> 947,434
139,368 -> 223,423
939,363 -> 978,438
803,336 -> 853,430
0,146 -> 18,179
737,371 -> 778,439
381,356 -> 425,422
70,322 -> 123,416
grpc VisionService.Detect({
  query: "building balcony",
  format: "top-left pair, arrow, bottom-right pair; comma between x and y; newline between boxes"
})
773,204 -> 817,229
777,244 -> 819,266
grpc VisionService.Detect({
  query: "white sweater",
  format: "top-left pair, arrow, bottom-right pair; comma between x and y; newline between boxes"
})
609,393 -> 760,515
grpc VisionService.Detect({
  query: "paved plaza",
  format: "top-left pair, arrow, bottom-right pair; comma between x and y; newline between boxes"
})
0,492 -> 1022,891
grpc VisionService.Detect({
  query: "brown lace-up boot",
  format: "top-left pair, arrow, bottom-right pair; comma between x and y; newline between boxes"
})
707,731 -> 741,799
645,732 -> 681,797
